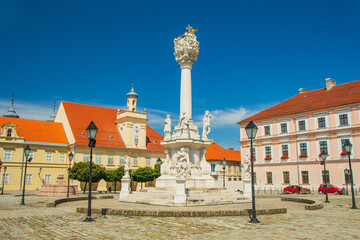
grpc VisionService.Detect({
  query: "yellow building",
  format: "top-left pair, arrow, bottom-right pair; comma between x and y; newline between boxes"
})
55,85 -> 165,191
0,117 -> 70,191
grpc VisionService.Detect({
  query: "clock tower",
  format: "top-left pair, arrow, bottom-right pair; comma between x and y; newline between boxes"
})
116,85 -> 148,149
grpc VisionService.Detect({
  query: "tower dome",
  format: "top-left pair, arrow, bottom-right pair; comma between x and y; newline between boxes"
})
126,84 -> 138,112
3,94 -> 19,118
126,84 -> 138,99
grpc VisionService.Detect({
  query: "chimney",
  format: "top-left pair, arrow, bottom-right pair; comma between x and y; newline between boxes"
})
299,88 -> 310,94
325,78 -> 336,91
228,148 -> 234,150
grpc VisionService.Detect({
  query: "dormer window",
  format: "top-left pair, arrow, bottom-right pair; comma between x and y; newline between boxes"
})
7,129 -> 12,137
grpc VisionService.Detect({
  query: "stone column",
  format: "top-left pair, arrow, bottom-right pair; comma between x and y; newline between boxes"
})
174,25 -> 199,120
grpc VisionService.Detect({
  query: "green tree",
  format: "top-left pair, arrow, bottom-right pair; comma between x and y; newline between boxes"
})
154,163 -> 161,179
70,162 -> 105,193
103,166 -> 124,193
131,167 -> 156,189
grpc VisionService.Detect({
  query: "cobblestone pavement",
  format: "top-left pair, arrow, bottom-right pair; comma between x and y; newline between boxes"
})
1,192 -> 360,239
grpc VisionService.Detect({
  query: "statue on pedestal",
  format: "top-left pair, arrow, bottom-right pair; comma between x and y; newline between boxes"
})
179,112 -> 190,138
176,147 -> 189,177
202,111 -> 212,140
164,115 -> 172,141
124,155 -> 130,179
243,154 -> 251,180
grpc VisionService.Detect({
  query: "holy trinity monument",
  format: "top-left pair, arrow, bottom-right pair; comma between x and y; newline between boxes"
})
119,26 -> 247,206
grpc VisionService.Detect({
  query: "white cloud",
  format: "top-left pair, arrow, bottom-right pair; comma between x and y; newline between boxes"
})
0,99 -> 53,120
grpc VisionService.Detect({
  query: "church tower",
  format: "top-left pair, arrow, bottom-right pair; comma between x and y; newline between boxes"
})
116,85 -> 148,149
3,94 -> 20,118
126,84 -> 138,112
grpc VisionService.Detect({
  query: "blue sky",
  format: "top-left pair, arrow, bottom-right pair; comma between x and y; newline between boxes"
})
1,0 -> 359,150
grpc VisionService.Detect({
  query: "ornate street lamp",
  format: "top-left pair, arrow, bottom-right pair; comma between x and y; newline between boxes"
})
222,159 -> 226,188
245,120 -> 260,223
20,145 -> 32,205
343,141 -> 357,209
320,151 -> 329,203
156,158 -> 162,178
1,166 -> 7,195
67,152 -> 74,198
84,121 -> 98,222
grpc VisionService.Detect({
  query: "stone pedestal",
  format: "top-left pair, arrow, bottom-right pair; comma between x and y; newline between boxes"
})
174,178 -> 187,206
243,178 -> 251,197
119,178 -> 131,200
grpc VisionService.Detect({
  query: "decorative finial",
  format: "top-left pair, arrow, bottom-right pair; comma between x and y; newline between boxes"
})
48,100 -> 56,121
185,24 -> 198,34
3,93 -> 19,118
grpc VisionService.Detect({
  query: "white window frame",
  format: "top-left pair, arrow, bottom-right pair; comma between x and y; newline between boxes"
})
45,152 -> 53,163
335,108 -> 351,128
296,116 -> 308,133
321,169 -> 331,184
119,156 -> 124,165
283,171 -> 290,184
59,153 -> 66,163
83,154 -> 89,163
211,163 -> 216,173
279,140 -> 291,161
146,157 -> 151,166
4,149 -> 12,161
133,157 -> 138,166
262,122 -> 272,137
314,112 -> 328,131
263,144 -> 273,161
95,155 -> 102,164
266,171 -> 273,184
337,134 -> 352,157
317,139 -> 329,158
25,174 -> 33,184
298,141 -> 309,160
1,173 -> 10,184
108,155 -> 114,165
277,118 -> 289,135
44,174 -> 51,184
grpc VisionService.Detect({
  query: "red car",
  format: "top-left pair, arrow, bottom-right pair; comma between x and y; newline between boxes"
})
283,185 -> 311,194
318,184 -> 342,195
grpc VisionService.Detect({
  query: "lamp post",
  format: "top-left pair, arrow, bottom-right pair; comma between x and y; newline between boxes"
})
320,151 -> 329,203
1,166 -> 7,195
222,159 -> 226,188
84,121 -> 98,222
67,152 -> 74,198
343,142 -> 357,209
344,169 -> 350,195
156,158 -> 162,178
245,120 -> 260,223
20,145 -> 32,205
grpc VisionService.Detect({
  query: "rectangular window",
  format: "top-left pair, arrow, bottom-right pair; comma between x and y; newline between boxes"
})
44,174 -> 51,184
281,145 -> 289,157
298,120 -> 306,131
345,170 -> 351,184
280,123 -> 287,133
300,143 -> 308,156
251,148 -> 256,160
318,117 -> 326,128
96,155 -> 102,164
83,154 -> 89,163
120,156 -> 124,165
1,173 -> 9,184
266,172 -> 273,184
283,171 -> 290,184
301,171 -> 309,184
339,114 -> 348,126
146,157 -> 151,166
59,153 -> 66,163
134,135 -> 139,145
211,164 -> 216,172
322,170 -> 330,184
133,157 -> 138,166
319,141 -> 328,155
265,146 -> 271,159
264,126 -> 271,135
46,152 -> 53,163
108,155 -> 114,165
341,139 -> 350,153
25,174 -> 32,184
4,150 -> 12,161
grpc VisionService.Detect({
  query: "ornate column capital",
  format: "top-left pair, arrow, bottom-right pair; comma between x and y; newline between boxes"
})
174,28 -> 199,68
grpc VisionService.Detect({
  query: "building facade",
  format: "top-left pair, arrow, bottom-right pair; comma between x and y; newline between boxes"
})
238,79 -> 360,190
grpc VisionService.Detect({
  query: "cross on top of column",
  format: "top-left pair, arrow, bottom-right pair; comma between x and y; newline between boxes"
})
186,24 -> 193,33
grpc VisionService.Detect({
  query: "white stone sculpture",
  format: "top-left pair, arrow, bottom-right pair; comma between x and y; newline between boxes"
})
176,147 -> 189,177
243,154 -> 251,180
179,112 -> 190,138
202,111 -> 212,140
164,115 -> 172,141
124,155 -> 130,179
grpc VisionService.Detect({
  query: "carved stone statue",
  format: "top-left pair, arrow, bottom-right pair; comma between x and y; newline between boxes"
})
164,115 -> 172,141
179,112 -> 190,138
176,147 -> 189,177
202,111 -> 212,140
243,154 -> 251,180
124,155 -> 130,179
174,25 -> 199,68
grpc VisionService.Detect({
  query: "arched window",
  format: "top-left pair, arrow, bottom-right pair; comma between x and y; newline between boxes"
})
7,129 -> 12,137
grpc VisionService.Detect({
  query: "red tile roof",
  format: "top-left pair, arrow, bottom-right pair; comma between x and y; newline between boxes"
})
0,117 -> 68,144
238,80 -> 360,124
61,101 -> 164,151
206,142 -> 241,162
